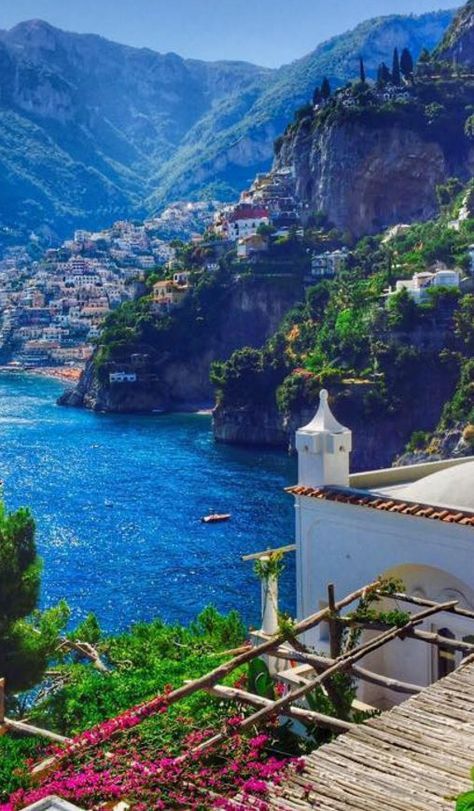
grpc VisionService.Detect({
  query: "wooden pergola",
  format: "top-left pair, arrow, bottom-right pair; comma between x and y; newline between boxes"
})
3,574 -> 474,811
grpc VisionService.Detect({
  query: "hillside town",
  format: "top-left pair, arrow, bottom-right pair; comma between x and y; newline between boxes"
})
0,171 -> 311,374
0,204 -> 222,374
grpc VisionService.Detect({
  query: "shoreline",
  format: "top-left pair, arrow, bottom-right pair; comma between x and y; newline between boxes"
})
0,365 -> 83,384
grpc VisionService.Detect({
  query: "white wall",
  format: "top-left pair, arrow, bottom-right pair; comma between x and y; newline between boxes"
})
295,496 -> 474,705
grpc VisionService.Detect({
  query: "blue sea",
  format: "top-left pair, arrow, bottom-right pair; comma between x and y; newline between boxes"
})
0,374 -> 297,633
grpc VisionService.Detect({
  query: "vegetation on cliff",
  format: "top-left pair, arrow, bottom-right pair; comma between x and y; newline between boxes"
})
212,197 -> 474,454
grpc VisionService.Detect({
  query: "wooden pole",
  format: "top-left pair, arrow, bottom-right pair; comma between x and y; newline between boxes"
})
338,618 -> 474,654
381,591 -> 474,621
206,684 -> 355,734
5,718 -> 71,744
0,679 -> 5,731
241,544 -> 296,562
273,649 -> 423,694
327,583 -> 341,660
189,600 -> 457,756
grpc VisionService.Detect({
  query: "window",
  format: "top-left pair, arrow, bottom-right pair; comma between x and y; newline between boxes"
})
437,627 -> 456,679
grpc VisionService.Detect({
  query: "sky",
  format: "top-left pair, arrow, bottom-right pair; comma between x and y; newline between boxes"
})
0,0 -> 460,67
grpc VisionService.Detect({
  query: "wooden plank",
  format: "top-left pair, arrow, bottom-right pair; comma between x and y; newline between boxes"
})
265,661 -> 474,810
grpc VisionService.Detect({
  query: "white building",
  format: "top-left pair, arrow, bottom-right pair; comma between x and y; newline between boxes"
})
391,269 -> 460,302
289,390 -> 474,708
109,372 -> 137,384
310,249 -> 348,279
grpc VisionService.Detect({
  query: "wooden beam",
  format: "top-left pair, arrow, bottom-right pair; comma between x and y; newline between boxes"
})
274,649 -> 423,694
154,580 -> 382,711
40,580 -> 381,767
189,600 -> 457,756
0,678 -> 5,734
241,544 -> 296,562
206,684 -> 355,734
338,618 -> 474,654
381,591 -> 474,621
327,583 -> 341,661
5,718 -> 71,744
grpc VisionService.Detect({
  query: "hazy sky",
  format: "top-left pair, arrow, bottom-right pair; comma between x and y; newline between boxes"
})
0,0 -> 460,67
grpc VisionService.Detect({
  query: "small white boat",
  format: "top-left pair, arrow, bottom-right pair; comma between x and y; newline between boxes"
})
201,513 -> 231,524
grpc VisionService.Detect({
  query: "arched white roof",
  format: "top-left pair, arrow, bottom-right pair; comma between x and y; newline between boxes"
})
400,461 -> 474,512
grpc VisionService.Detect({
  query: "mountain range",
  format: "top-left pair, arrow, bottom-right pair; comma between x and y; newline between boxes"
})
0,10 -> 455,244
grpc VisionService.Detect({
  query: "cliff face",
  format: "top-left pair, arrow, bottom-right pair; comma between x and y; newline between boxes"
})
60,278 -> 301,413
213,367 -> 459,472
277,120 -> 453,237
436,1 -> 474,68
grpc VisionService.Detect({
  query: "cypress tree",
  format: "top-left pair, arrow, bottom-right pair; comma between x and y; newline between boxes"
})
359,56 -> 366,84
377,62 -> 392,86
321,77 -> 331,100
392,47 -> 401,85
400,47 -> 414,79
312,86 -> 322,106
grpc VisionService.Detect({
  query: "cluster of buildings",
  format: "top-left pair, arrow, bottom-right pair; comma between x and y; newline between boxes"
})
0,253 -> 138,368
211,167 -> 301,256
0,200 -> 226,370
309,248 -> 349,280
0,214 -> 199,368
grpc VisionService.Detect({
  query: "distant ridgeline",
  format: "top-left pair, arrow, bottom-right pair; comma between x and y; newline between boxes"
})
0,9 -> 453,249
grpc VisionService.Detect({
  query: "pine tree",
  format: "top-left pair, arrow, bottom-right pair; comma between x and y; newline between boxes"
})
359,56 -> 366,84
400,48 -> 414,80
392,47 -> 401,85
377,62 -> 392,86
321,77 -> 331,100
0,502 -> 68,693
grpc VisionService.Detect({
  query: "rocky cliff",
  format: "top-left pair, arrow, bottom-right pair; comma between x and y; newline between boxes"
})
436,1 -> 474,68
60,277 -> 302,413
213,368 -> 460,472
277,119 -> 455,237
272,0 -> 474,238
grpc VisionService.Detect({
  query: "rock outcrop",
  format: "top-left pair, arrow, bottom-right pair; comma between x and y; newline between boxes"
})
60,278 -> 302,413
213,370 -> 460,472
436,1 -> 474,68
276,120 -> 451,237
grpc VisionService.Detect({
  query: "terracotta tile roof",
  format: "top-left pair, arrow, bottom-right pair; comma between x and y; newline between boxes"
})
286,485 -> 474,527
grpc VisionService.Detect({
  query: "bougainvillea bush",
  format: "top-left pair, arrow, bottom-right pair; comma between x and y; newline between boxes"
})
0,608 -> 303,809
3,712 -> 301,810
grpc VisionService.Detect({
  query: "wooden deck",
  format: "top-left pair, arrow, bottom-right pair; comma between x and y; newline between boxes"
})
265,661 -> 474,810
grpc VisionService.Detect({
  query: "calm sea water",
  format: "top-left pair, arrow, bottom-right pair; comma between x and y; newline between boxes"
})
0,374 -> 297,632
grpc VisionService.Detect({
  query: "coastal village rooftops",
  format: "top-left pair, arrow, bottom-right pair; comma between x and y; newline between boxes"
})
227,206 -> 269,222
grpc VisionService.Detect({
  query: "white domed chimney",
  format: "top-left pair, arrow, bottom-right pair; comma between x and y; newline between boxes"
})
295,389 -> 351,488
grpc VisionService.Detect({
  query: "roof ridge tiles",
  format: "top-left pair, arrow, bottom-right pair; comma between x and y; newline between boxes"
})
285,484 -> 474,528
